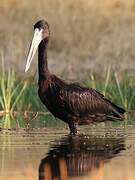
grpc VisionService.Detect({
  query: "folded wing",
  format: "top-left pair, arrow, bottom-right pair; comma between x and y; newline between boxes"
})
59,83 -> 125,119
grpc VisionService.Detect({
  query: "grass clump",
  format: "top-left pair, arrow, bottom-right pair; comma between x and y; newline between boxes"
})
85,67 -> 135,112
113,73 -> 135,111
0,69 -> 27,114
0,64 -> 135,128
0,55 -> 27,116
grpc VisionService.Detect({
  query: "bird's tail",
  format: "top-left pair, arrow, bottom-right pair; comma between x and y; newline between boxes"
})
106,99 -> 125,120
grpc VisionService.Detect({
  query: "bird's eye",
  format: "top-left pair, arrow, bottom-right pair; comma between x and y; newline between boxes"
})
45,25 -> 48,29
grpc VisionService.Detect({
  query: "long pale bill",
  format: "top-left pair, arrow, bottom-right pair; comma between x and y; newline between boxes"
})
25,28 -> 43,72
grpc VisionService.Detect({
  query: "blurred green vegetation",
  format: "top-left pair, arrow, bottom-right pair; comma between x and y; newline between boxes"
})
0,0 -> 135,128
0,64 -> 134,128
85,66 -> 135,111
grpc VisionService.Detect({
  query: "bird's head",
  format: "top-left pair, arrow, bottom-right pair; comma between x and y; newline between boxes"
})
25,20 -> 50,72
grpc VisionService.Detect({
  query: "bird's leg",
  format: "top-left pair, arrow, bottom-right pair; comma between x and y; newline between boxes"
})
68,120 -> 77,135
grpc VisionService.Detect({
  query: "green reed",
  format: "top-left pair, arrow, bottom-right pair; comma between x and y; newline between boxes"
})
0,63 -> 135,128
0,54 -> 27,114
85,67 -> 135,112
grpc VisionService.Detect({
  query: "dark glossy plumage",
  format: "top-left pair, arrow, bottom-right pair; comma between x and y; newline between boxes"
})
26,20 -> 125,134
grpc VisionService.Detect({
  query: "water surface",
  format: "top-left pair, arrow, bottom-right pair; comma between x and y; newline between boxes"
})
0,126 -> 135,180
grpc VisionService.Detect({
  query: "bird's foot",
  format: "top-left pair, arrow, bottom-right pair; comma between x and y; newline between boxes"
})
69,125 -> 78,136
69,130 -> 78,136
68,120 -> 78,136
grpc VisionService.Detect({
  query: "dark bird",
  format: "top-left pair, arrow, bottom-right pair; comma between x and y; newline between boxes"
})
25,20 -> 125,135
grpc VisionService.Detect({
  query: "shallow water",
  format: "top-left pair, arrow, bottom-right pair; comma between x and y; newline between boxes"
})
0,126 -> 135,180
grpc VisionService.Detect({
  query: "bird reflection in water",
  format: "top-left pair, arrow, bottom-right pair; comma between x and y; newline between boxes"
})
39,134 -> 125,180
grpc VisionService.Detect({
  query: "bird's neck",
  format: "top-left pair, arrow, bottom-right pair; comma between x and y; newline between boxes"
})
38,39 -> 50,80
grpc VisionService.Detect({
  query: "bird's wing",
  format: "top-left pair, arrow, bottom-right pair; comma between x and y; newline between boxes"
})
59,83 -> 124,118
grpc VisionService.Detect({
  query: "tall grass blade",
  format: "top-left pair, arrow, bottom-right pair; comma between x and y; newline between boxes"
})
114,72 -> 124,106
128,93 -> 135,110
11,81 -> 27,112
103,66 -> 111,96
90,74 -> 96,89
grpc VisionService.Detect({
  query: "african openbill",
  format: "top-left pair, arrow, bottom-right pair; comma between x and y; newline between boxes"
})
25,20 -> 125,135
